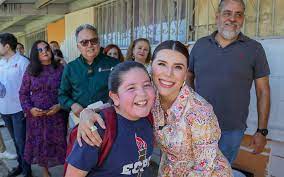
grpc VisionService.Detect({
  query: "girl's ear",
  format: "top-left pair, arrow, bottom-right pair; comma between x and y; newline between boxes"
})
109,91 -> 119,107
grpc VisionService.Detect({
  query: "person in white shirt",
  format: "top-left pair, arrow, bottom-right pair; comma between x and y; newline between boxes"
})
0,33 -> 32,177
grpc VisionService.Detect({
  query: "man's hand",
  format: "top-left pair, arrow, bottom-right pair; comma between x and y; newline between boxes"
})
46,104 -> 61,116
71,103 -> 84,117
77,109 -> 106,147
250,132 -> 267,154
30,107 -> 46,117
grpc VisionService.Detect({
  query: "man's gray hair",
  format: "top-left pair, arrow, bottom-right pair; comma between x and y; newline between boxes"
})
218,0 -> 245,12
75,24 -> 98,42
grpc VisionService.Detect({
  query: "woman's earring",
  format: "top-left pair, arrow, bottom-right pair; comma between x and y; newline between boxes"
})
182,80 -> 186,87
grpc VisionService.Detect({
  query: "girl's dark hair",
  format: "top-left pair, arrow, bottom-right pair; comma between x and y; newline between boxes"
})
126,38 -> 152,64
108,61 -> 149,94
152,40 -> 189,68
28,40 -> 58,77
103,44 -> 124,62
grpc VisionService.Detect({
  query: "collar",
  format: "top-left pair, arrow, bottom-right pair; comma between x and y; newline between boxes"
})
209,30 -> 248,44
79,53 -> 102,67
2,52 -> 17,61
1,53 -> 20,65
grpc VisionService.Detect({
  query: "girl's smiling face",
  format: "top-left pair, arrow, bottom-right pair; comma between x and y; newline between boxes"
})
110,67 -> 155,121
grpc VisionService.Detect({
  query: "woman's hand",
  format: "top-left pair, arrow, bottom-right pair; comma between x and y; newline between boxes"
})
46,104 -> 61,116
77,109 -> 106,147
30,107 -> 46,117
71,103 -> 84,117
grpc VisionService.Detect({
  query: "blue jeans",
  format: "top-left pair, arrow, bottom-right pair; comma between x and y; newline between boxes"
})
1,111 -> 31,176
218,129 -> 245,164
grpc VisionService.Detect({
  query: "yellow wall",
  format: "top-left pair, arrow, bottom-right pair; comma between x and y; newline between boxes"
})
47,18 -> 65,44
65,7 -> 95,38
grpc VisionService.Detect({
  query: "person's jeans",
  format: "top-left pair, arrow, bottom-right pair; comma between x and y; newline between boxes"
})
1,111 -> 31,176
218,129 -> 245,164
0,130 -> 6,152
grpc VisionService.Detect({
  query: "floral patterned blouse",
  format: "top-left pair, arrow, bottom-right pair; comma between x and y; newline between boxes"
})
152,85 -> 233,177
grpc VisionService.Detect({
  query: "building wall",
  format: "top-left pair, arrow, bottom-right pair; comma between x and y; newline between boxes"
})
195,0 -> 284,39
47,18 -> 65,44
61,7 -> 95,61
65,7 -> 95,37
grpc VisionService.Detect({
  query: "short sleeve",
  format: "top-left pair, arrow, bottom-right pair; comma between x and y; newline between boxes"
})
67,141 -> 100,171
67,115 -> 106,172
253,43 -> 270,79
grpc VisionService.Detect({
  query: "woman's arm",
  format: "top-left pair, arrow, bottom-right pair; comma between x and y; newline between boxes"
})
188,106 -> 232,176
65,164 -> 88,177
77,108 -> 106,147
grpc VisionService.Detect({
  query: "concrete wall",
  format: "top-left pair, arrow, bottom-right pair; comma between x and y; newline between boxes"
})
246,38 -> 284,142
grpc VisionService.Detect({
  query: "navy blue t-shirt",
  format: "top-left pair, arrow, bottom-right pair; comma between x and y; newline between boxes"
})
67,113 -> 153,177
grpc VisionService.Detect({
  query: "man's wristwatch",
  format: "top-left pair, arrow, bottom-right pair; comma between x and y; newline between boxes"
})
256,128 -> 268,136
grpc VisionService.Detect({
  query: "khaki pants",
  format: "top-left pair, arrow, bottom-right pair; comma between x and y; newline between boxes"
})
0,130 -> 6,152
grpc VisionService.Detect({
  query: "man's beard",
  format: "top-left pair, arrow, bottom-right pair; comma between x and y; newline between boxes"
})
218,22 -> 242,40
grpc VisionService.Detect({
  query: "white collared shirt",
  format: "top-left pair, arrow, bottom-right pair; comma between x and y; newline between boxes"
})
0,53 -> 29,114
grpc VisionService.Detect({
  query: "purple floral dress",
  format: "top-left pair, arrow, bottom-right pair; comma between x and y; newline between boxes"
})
19,64 -> 67,167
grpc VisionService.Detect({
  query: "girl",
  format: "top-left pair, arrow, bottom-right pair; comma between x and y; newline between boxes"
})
78,40 -> 233,176
19,40 -> 66,177
65,61 -> 155,177
103,44 -> 124,62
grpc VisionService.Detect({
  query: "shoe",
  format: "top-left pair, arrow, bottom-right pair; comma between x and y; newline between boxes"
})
7,166 -> 22,177
0,119 -> 4,127
24,174 -> 33,177
0,150 -> 17,160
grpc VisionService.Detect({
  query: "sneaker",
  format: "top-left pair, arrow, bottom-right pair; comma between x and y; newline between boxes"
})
0,150 -> 17,160
7,166 -> 22,177
0,119 -> 5,127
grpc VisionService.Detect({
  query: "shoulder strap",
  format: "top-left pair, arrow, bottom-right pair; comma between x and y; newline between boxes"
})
97,106 -> 117,167
146,112 -> 154,126
97,109 -> 153,167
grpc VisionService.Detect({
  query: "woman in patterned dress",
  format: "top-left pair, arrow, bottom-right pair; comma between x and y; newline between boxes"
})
150,41 -> 232,177
19,40 -> 67,177
78,40 -> 232,177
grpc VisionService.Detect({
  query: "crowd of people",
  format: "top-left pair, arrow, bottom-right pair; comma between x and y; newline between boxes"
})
0,0 -> 270,177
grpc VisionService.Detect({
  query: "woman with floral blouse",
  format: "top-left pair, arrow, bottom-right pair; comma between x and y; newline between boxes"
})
77,40 -> 233,177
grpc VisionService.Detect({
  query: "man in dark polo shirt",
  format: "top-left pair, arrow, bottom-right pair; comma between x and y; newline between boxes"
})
189,0 -> 270,164
59,24 -> 119,118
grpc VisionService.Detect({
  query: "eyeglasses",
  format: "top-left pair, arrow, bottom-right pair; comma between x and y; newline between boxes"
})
79,38 -> 99,47
37,46 -> 51,53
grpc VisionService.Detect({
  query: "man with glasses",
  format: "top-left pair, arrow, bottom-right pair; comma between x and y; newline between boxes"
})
0,33 -> 32,177
59,24 -> 119,121
188,0 -> 270,164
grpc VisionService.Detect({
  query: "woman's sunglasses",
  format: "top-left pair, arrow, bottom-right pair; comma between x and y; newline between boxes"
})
37,46 -> 51,53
